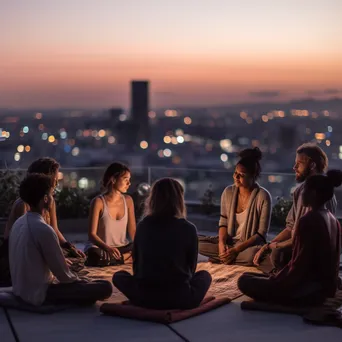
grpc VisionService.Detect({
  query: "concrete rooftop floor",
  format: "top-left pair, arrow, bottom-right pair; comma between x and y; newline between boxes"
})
2,293 -> 342,342
2,232 -> 341,342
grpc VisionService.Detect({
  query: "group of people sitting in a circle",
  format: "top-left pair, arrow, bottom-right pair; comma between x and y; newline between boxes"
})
0,142 -> 340,310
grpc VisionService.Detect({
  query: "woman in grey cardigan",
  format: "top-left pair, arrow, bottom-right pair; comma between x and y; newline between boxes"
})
199,147 -> 272,266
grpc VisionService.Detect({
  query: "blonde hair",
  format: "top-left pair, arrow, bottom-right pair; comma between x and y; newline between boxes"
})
145,178 -> 186,218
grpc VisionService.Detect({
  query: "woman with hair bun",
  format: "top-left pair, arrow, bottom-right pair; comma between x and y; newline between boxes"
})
199,147 -> 272,265
85,162 -> 136,267
238,170 -> 342,305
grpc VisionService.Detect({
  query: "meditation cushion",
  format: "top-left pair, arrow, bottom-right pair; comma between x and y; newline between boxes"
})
100,296 -> 231,323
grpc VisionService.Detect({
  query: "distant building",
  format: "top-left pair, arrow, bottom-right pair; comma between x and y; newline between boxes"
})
279,124 -> 297,149
131,80 -> 150,146
109,107 -> 124,121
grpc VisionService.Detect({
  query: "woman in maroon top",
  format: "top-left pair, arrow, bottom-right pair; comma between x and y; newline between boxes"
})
238,170 -> 342,305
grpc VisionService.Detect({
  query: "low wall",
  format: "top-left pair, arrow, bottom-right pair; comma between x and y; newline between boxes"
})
1,214 -> 285,238
0,215 -> 217,236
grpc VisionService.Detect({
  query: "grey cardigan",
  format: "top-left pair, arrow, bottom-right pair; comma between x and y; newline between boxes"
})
218,184 -> 272,244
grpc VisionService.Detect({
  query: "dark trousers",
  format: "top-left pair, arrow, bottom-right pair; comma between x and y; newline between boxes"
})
85,243 -> 133,267
0,238 -> 11,287
198,235 -> 261,266
45,280 -> 113,305
238,272 -> 325,306
257,245 -> 292,274
113,270 -> 212,310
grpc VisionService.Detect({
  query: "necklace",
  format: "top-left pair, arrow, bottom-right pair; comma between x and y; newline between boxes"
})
238,192 -> 250,211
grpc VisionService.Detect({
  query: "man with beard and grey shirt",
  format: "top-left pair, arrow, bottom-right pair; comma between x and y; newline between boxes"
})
254,143 -> 337,273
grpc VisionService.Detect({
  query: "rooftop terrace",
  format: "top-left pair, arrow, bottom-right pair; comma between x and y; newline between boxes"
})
1,233 -> 342,342
1,168 -> 342,341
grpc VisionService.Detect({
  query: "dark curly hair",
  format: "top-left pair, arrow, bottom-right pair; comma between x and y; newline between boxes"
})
236,147 -> 262,179
20,173 -> 54,208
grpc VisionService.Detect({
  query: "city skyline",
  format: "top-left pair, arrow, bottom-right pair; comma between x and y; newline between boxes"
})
1,0 -> 342,109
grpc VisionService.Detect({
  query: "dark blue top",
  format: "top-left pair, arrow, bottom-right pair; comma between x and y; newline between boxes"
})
133,215 -> 198,286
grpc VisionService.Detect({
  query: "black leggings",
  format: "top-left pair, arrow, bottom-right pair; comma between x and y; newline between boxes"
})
45,280 -> 113,305
0,238 -> 11,287
85,243 -> 133,267
238,272 -> 325,306
113,270 -> 212,310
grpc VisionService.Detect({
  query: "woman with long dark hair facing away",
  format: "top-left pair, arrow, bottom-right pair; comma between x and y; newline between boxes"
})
85,162 -> 136,266
238,170 -> 342,305
199,147 -> 272,265
113,178 -> 212,310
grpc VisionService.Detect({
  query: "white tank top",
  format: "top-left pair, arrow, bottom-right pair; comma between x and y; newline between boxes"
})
234,208 -> 248,241
85,195 -> 129,251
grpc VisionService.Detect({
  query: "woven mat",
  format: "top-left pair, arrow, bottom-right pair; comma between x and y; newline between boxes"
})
79,262 -> 260,304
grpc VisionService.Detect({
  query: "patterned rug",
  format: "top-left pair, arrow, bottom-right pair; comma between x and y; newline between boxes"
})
79,262 -> 260,304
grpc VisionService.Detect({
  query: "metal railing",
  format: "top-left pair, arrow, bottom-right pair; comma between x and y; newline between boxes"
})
0,165 -> 306,202
1,166 -> 342,216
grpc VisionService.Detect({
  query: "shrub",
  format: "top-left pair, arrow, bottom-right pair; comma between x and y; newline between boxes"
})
55,187 -> 90,219
200,184 -> 218,215
0,170 -> 23,218
271,197 -> 293,228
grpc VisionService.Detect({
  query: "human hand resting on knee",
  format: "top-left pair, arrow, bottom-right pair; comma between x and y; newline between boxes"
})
253,244 -> 270,265
225,247 -> 238,264
66,258 -> 73,267
104,246 -> 121,261
61,241 -> 86,259
75,276 -> 92,283
218,242 -> 229,263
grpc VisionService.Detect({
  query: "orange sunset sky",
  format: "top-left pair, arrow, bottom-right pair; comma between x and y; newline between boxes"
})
1,0 -> 342,109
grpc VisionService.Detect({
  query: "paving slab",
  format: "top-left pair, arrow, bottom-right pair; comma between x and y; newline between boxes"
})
171,300 -> 342,342
8,306 -> 183,342
0,308 -> 15,342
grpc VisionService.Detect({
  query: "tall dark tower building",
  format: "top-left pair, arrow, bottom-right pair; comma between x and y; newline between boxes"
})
131,80 -> 150,145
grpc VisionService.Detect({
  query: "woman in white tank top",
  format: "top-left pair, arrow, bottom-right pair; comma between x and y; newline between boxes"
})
85,163 -> 136,267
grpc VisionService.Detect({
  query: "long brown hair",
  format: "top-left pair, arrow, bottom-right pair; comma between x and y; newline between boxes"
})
145,178 -> 186,218
102,162 -> 130,190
